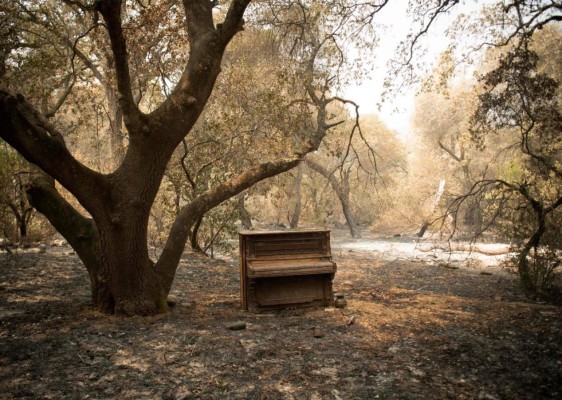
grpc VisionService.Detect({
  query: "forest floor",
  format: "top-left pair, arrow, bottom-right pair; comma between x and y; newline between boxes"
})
1,235 -> 561,399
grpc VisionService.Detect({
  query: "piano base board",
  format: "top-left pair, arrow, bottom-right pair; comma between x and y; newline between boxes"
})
249,274 -> 334,312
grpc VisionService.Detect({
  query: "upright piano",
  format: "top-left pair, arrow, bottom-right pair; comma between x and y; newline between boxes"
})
239,229 -> 337,311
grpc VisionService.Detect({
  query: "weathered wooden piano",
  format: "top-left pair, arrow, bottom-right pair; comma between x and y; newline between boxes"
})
239,229 -> 337,311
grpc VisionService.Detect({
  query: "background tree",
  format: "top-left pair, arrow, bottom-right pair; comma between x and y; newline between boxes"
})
384,1 -> 561,295
463,43 -> 562,294
411,83 -> 493,236
0,143 -> 34,242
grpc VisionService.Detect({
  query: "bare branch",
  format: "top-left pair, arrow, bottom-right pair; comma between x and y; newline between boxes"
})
45,75 -> 76,118
438,140 -> 462,162
180,139 -> 197,190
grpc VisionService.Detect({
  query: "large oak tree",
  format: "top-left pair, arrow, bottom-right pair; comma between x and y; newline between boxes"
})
0,0 -> 386,315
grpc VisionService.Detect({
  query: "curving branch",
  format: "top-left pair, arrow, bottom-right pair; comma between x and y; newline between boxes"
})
26,172 -> 100,275
156,156 -> 301,293
0,89 -> 107,215
25,171 -> 103,303
149,0 -> 250,143
96,0 -> 144,133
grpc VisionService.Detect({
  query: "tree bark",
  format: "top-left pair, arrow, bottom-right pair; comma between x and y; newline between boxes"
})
97,217 -> 168,315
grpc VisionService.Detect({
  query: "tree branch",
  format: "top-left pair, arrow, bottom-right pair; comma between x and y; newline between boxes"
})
45,76 -> 76,118
96,0 -> 144,133
438,140 -> 462,162
149,0 -> 248,143
25,172 -> 100,287
304,157 -> 360,238
156,156 -> 301,293
0,89 -> 107,215
217,0 -> 251,46
182,0 -> 217,42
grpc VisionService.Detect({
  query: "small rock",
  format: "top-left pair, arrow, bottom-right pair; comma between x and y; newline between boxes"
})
227,321 -> 247,331
347,315 -> 356,326
439,263 -> 459,270
26,247 -> 42,254
334,293 -> 347,308
478,391 -> 499,400
166,295 -> 178,307
407,366 -> 426,377
312,327 -> 324,338
0,308 -> 25,320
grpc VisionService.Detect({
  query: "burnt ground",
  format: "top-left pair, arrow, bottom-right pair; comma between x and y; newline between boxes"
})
1,245 -> 561,400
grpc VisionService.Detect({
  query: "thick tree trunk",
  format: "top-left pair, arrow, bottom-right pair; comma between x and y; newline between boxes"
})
27,172 -> 168,315
97,221 -> 168,315
106,91 -> 125,169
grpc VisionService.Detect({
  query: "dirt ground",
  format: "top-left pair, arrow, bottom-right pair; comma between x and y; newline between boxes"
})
1,242 -> 561,399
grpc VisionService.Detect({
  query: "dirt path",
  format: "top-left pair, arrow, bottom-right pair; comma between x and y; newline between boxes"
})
1,247 -> 561,399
